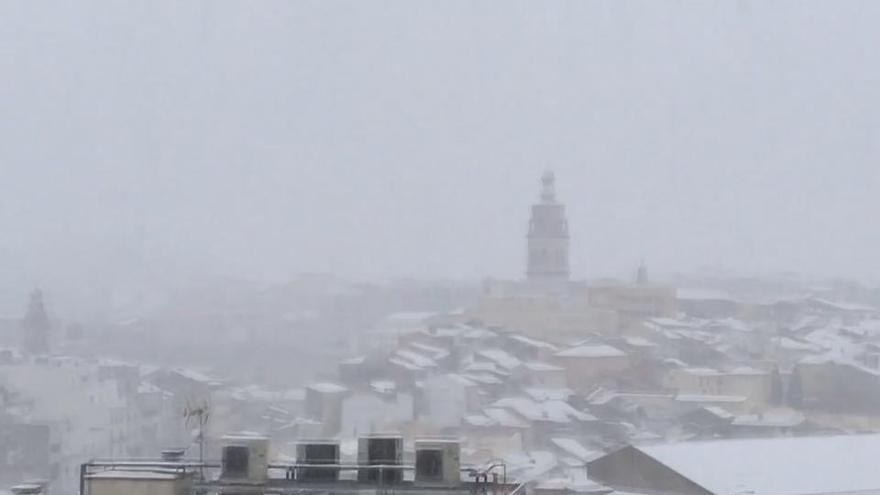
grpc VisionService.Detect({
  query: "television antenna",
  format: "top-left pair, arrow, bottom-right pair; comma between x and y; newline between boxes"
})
183,398 -> 211,478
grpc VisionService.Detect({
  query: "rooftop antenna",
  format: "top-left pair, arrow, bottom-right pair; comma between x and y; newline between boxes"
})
183,397 -> 211,479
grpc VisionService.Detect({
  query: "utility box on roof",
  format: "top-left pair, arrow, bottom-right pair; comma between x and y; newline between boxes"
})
357,435 -> 403,484
220,433 -> 270,482
415,439 -> 461,487
295,440 -> 340,481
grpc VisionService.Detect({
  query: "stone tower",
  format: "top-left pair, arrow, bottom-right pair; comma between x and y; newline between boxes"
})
526,171 -> 570,282
22,289 -> 50,355
635,261 -> 648,285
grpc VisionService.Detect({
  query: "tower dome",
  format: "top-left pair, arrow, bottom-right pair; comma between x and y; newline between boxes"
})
540,170 -> 557,202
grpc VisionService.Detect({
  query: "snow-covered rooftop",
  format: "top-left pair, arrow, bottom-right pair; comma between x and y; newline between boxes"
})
700,406 -> 734,420
463,327 -> 498,339
137,381 -> 164,394
632,434 -> 880,495
732,410 -> 805,428
463,414 -> 496,427
680,367 -> 722,376
461,372 -> 504,385
809,298 -> 878,313
438,373 -> 477,387
799,353 -> 880,377
384,311 -> 438,323
481,407 -> 530,428
662,358 -> 688,368
524,387 -> 574,402
774,336 -> 822,352
509,334 -> 558,351
503,451 -> 558,482
463,361 -> 510,377
492,397 -> 596,423
388,357 -> 422,371
535,472 -> 608,493
555,344 -> 626,358
645,316 -> 703,330
522,361 -> 564,371
675,394 -> 746,404
394,349 -> 437,368
676,288 -> 735,302
409,342 -> 450,360
340,355 -> 366,365
432,326 -> 464,338
307,382 -> 347,394
370,380 -> 396,394
550,437 -> 602,462
171,367 -> 219,384
622,336 -> 658,348
476,348 -> 522,370
726,365 -> 766,375
709,317 -> 753,333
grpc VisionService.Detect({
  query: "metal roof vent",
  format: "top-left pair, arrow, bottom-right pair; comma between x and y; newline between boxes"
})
11,484 -> 42,495
161,448 -> 186,462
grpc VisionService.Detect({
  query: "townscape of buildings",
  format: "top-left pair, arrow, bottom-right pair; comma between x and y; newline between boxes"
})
4,173 -> 880,494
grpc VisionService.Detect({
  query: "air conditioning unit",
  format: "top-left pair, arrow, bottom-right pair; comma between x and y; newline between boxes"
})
415,439 -> 460,487
295,440 -> 340,481
357,434 -> 403,484
220,433 -> 270,482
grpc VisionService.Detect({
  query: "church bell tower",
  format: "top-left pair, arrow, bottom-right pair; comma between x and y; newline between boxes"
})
22,289 -> 50,355
526,171 -> 570,282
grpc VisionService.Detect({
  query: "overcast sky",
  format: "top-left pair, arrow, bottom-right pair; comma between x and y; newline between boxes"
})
1,1 -> 879,312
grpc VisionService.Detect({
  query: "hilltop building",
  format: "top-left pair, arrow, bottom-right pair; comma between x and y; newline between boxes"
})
468,173 -> 677,342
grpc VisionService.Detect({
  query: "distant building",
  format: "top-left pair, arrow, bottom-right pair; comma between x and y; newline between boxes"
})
0,358 -> 169,491
663,366 -> 772,410
466,294 -> 618,343
586,284 -> 677,321
526,171 -> 570,285
635,261 -> 648,285
795,356 -> 880,413
676,289 -> 739,319
551,344 -> 630,391
304,382 -> 348,436
21,290 -> 50,355
469,172 -> 615,341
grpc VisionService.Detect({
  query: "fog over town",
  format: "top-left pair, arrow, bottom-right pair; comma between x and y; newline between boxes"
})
2,2 -> 880,495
